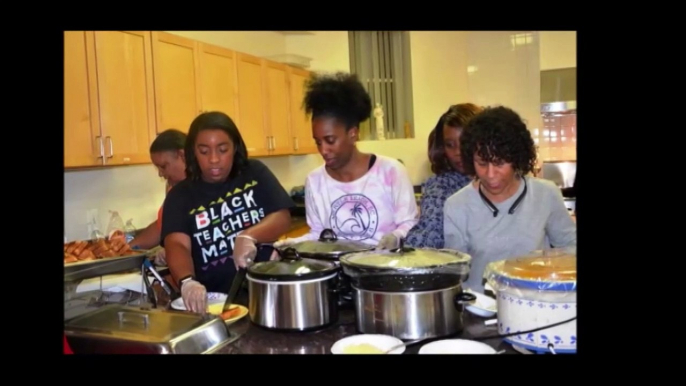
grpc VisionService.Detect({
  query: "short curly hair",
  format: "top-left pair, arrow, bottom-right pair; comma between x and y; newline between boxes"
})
460,106 -> 537,177
428,103 -> 483,174
303,72 -> 372,130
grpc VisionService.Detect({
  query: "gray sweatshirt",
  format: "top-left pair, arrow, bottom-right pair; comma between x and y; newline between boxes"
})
443,176 -> 576,292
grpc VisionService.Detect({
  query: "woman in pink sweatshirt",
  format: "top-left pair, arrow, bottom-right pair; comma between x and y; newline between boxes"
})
276,73 -> 418,251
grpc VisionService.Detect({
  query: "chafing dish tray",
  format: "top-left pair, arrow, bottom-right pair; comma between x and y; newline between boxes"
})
64,251 -> 149,282
64,304 -> 236,354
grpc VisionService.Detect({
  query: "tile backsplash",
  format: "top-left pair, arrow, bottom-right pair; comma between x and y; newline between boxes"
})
535,113 -> 577,162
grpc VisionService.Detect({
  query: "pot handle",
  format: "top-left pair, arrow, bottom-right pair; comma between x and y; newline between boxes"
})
454,291 -> 477,310
319,228 -> 338,242
280,247 -> 303,261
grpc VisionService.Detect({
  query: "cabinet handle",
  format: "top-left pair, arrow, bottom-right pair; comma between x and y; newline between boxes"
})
293,137 -> 299,151
106,136 -> 113,158
96,136 -> 104,158
271,136 -> 276,150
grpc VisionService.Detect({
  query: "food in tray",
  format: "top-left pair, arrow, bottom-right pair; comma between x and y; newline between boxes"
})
220,306 -> 244,321
341,343 -> 385,354
63,235 -> 138,265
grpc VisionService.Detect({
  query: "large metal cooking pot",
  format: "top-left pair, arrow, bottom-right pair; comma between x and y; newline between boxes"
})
339,242 -> 476,340
278,228 -> 373,307
484,248 -> 576,354
247,247 -> 340,331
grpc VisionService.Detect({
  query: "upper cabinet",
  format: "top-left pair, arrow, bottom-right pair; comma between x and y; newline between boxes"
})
65,31 -> 316,169
151,32 -> 201,133
288,67 -> 317,155
64,31 -> 156,168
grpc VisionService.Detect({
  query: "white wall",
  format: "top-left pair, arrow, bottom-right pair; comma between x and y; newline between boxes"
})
466,31 -> 541,138
539,31 -> 576,70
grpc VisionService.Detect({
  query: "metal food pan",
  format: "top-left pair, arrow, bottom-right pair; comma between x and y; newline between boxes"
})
64,250 -> 150,282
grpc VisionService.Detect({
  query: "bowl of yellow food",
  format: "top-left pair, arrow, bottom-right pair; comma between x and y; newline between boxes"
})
331,334 -> 405,354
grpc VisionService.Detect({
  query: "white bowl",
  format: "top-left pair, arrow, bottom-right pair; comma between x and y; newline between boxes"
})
170,292 -> 227,314
419,339 -> 497,354
465,290 -> 497,318
331,334 -> 405,354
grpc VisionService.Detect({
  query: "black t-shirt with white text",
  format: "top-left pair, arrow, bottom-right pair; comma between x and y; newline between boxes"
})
161,159 -> 294,293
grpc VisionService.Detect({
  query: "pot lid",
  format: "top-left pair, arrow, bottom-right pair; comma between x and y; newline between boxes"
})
340,244 -> 471,269
64,304 -> 206,340
248,248 -> 338,281
484,248 -> 576,292
286,229 -> 372,257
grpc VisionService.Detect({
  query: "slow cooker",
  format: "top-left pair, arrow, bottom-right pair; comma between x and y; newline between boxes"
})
274,228 -> 373,308
247,248 -> 340,331
339,241 -> 475,340
484,248 -> 576,354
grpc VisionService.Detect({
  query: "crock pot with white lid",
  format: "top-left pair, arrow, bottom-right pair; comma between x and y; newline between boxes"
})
484,248 -> 576,354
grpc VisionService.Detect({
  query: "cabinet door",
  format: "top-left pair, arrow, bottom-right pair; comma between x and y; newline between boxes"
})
198,43 -> 238,121
264,61 -> 292,155
64,31 -> 102,167
236,53 -> 269,156
93,31 -> 156,165
288,68 -> 317,154
152,32 -> 201,134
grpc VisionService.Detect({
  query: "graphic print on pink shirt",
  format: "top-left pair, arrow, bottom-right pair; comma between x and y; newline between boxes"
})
330,193 -> 378,241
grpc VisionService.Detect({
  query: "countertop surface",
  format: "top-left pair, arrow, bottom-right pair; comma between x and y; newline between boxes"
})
214,291 -> 519,355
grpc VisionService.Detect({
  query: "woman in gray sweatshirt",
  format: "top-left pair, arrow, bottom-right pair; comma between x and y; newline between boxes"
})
443,106 -> 576,292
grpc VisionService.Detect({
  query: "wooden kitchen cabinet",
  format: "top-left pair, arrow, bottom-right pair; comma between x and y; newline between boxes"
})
64,31 -> 156,168
151,32 -> 201,134
151,33 -> 240,134
64,31 -> 101,168
236,52 -> 270,156
287,67 -> 317,155
65,31 -> 318,170
197,43 -> 239,123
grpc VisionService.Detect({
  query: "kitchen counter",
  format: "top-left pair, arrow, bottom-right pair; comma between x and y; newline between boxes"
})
215,291 -> 519,354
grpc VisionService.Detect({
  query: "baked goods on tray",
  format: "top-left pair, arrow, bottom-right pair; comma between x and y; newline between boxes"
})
64,230 -> 138,265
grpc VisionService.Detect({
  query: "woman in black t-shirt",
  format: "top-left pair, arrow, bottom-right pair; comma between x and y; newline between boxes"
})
161,112 -> 294,313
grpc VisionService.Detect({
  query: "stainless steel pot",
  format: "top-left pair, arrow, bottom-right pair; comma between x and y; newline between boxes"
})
339,242 -> 476,340
277,229 -> 373,307
353,284 -> 475,340
247,248 -> 340,331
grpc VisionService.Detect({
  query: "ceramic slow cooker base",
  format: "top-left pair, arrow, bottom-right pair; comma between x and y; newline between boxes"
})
508,341 -> 576,354
497,290 -> 576,354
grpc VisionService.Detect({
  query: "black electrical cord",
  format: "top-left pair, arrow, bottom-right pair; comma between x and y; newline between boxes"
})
471,316 -> 577,341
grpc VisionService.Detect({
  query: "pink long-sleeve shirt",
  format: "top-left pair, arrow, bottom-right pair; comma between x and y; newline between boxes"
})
291,155 -> 419,246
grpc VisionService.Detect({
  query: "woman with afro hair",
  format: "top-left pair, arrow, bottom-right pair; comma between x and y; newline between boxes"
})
273,72 -> 418,251
443,106 -> 576,292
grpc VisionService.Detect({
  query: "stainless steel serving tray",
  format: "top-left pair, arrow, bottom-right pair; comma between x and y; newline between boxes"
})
64,250 -> 149,282
64,304 -> 238,354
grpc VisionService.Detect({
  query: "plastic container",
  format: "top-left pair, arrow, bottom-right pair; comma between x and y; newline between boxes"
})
123,219 -> 136,244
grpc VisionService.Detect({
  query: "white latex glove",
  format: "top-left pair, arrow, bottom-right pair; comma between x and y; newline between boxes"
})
153,248 -> 166,266
181,279 -> 207,313
376,233 -> 400,250
233,235 -> 257,269
269,238 -> 295,260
